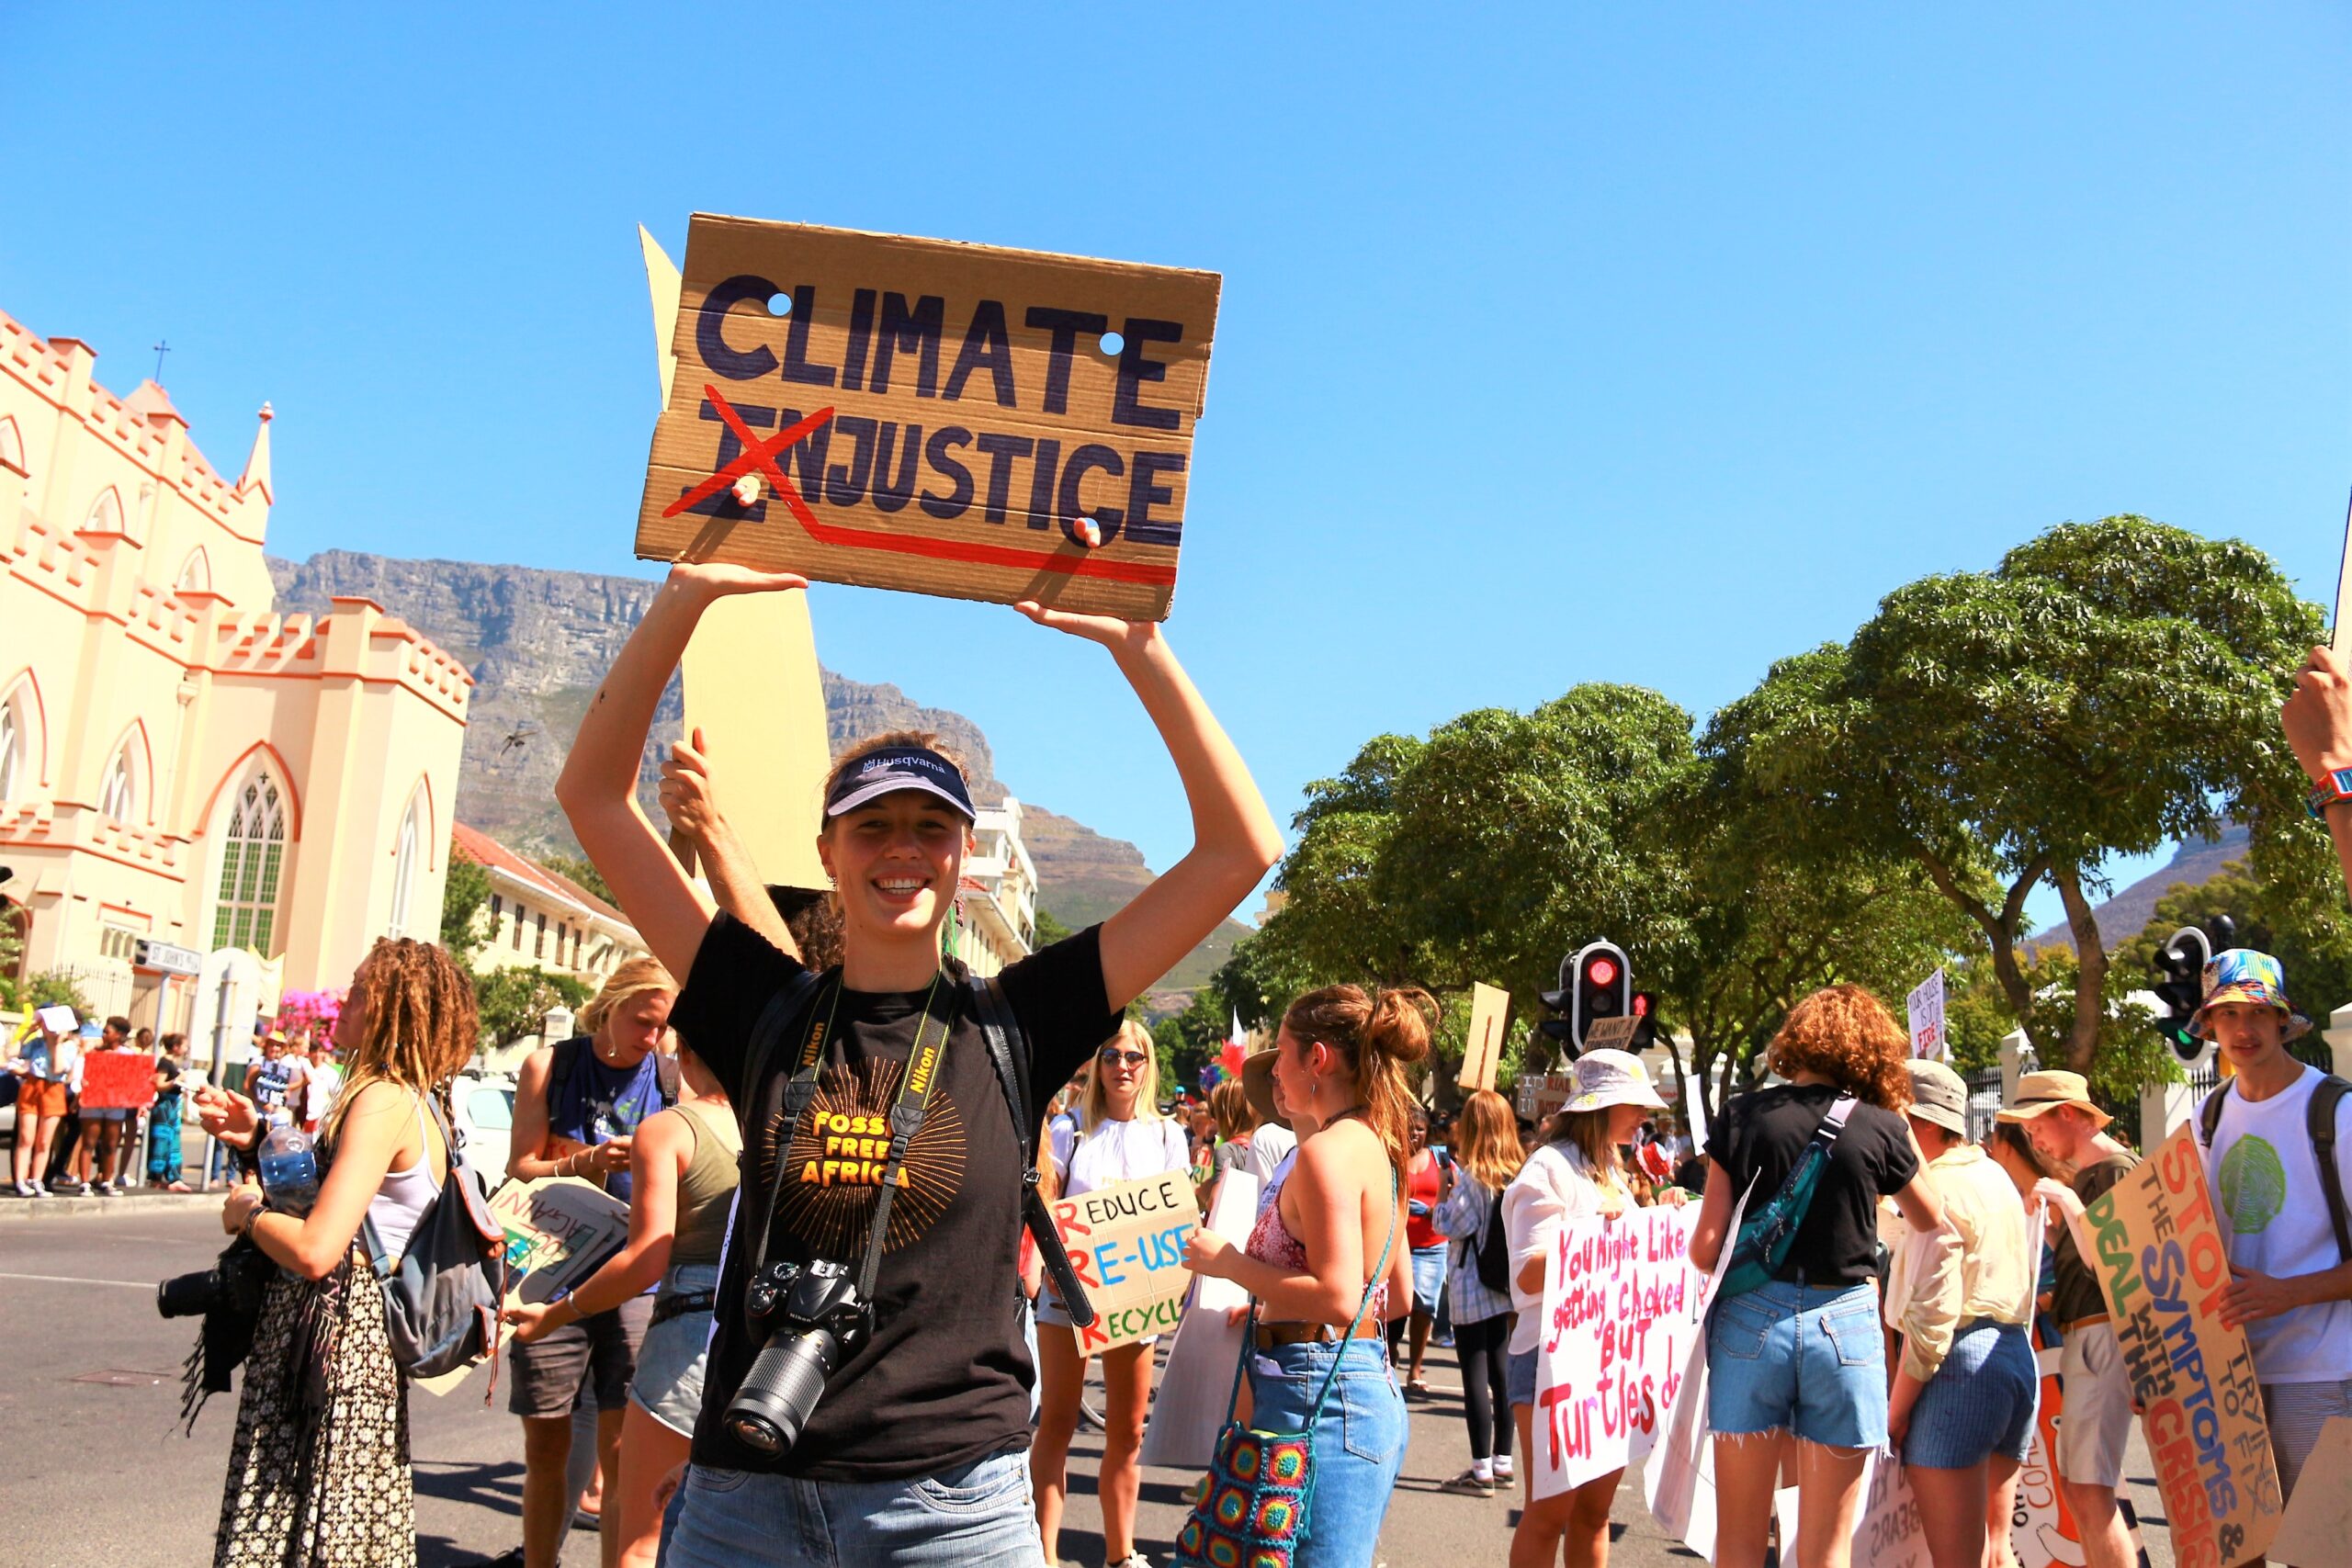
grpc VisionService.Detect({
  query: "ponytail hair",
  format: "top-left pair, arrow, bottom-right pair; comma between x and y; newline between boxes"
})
1280,983 -> 1435,1178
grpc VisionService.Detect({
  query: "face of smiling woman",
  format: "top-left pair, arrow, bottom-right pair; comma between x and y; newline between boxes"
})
818,791 -> 967,952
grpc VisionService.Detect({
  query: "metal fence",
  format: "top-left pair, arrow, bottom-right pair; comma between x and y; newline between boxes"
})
1963,1066 -> 2005,1144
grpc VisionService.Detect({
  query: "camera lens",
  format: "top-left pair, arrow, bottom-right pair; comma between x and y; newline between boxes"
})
722,1332 -> 838,1457
156,1269 -> 219,1320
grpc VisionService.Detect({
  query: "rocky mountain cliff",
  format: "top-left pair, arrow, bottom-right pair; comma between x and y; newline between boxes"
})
266,551 -> 1244,993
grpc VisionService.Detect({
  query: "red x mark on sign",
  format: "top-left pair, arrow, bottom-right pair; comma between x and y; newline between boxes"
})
664,384 -> 1177,587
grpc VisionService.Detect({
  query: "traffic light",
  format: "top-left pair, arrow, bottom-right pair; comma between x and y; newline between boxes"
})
1538,941 -> 1633,1056
2151,916 -> 2233,1067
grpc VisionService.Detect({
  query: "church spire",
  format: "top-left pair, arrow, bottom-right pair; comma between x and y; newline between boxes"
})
238,401 -> 274,502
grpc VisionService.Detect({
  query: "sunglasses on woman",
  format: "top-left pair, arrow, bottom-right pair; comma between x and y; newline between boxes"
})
1097,1047 -> 1149,1068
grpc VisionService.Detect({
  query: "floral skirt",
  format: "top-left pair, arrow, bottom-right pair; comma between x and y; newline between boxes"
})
215,1263 -> 414,1568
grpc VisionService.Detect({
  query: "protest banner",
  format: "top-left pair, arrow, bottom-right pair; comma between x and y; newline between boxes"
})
1583,1015 -> 1642,1053
2085,1123 -> 2283,1567
1534,1205 -> 1705,1497
79,1051 -> 157,1111
1779,1448 -> 1928,1568
1051,1169 -> 1201,1355
636,216 -> 1220,622
1458,983 -> 1509,1093
1906,968 -> 1947,1059
414,1175 -> 629,1396
2272,1416 -> 2352,1568
1643,1182 -> 1767,1557
1140,1168 -> 1259,1470
1517,1072 -> 1574,1122
35,1003 -> 76,1034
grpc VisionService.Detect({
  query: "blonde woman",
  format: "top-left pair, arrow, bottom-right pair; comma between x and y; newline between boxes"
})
1431,1088 -> 1526,1497
1501,1050 -> 1684,1564
1033,1019 -> 1192,1568
503,955 -> 680,1568
195,939 -> 477,1567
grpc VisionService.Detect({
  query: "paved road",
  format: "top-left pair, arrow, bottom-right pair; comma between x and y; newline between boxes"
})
0,1201 -> 2176,1567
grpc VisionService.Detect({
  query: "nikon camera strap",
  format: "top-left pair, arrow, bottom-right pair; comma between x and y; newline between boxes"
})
736,971 -> 957,1304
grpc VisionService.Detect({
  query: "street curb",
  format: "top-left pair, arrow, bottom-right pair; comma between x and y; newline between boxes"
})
0,1192 -> 225,1221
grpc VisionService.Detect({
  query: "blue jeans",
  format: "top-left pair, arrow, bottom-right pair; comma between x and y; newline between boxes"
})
1707,1280 -> 1887,1450
1246,1337 -> 1407,1567
659,1447 -> 1043,1567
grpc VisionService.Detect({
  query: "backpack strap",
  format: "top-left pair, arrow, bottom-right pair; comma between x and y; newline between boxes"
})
548,1036 -> 579,1104
970,976 -> 1097,1329
2198,1082 -> 2230,1148
2309,1075 -> 2352,1266
653,1051 -> 681,1106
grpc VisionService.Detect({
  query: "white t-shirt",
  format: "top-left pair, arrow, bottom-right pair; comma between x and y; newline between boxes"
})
2207,1064 -> 2352,1382
1053,1114 -> 1192,1198
303,1063 -> 344,1122
1244,1122 -> 1297,1189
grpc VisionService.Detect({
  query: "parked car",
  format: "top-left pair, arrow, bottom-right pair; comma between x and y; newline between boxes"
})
451,1071 -> 517,1182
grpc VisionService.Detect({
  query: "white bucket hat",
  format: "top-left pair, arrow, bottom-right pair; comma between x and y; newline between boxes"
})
1562,1048 -> 1668,1114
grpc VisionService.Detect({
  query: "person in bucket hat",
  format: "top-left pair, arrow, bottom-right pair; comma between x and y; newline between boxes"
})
2193,945 -> 2352,1511
2188,947 -> 2312,1046
1998,1070 -> 2138,1568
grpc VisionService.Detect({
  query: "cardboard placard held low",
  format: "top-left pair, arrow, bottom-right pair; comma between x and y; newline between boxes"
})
79,1051 -> 158,1111
1050,1169 -> 1201,1355
636,216 -> 1220,621
2084,1125 -> 2283,1566
1459,983 -> 1509,1093
413,1175 -> 631,1397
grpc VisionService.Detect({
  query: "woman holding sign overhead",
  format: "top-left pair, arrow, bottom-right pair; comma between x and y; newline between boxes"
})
1032,1019 -> 1192,1568
556,561 -> 1283,1568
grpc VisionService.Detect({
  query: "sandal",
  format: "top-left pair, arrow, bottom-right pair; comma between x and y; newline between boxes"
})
1405,1377 -> 1430,1396
1439,1468 -> 1495,1497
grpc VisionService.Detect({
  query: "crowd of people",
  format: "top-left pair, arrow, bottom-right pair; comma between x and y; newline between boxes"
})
44,579 -> 2352,1568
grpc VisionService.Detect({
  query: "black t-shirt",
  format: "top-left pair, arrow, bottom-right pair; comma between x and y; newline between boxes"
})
671,911 -> 1118,1481
2052,1152 -> 2137,1325
1711,1083 -> 1920,1285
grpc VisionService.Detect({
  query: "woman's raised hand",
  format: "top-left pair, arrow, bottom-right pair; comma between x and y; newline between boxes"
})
1013,600 -> 1156,654
668,562 -> 809,600
194,1084 -> 260,1149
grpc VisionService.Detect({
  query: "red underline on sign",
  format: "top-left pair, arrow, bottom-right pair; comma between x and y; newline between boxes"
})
666,384 -> 1179,588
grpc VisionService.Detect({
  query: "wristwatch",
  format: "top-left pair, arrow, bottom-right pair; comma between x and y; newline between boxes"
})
2309,768 -> 2352,819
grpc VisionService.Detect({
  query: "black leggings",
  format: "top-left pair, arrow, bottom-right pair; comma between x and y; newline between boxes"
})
1454,1312 -> 1514,1461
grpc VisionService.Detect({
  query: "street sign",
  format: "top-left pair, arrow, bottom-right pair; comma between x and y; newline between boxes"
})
134,939 -> 202,976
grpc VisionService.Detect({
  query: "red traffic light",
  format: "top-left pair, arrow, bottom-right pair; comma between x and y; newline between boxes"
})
1587,956 -> 1619,987
1632,992 -> 1650,1017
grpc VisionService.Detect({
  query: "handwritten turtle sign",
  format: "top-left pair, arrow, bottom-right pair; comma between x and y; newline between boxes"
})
1050,1169 -> 1201,1354
637,216 -> 1220,621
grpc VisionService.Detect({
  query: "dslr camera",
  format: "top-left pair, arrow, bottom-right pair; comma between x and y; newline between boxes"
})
721,1258 -> 871,1457
157,1237 -> 273,1322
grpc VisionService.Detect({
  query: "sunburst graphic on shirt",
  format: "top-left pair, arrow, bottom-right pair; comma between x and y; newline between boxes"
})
763,1058 -> 966,1258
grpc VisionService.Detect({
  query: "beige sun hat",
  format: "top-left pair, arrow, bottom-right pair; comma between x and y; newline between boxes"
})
1996,1069 -> 2111,1130
1241,1048 -> 1290,1132
1560,1049 -> 1668,1114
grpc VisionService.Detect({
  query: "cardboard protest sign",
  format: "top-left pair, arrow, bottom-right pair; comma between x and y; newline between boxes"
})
637,216 -> 1220,622
1906,968 -> 1947,1059
1051,1169 -> 1201,1354
1534,1205 -> 1704,1497
1458,983 -> 1509,1093
1517,1072 -> 1574,1122
2272,1416 -> 2352,1568
414,1175 -> 629,1396
79,1051 -> 158,1111
1780,1449 -> 1928,1568
1583,1016 -> 1642,1053
2085,1124 -> 2283,1567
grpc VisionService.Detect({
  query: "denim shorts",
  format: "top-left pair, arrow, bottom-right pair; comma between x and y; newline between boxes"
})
1247,1337 -> 1407,1566
1707,1280 -> 1887,1450
1409,1244 -> 1447,1314
1507,1346 -> 1539,1408
660,1446 -> 1042,1567
629,1262 -> 721,1437
1904,1319 -> 2038,1469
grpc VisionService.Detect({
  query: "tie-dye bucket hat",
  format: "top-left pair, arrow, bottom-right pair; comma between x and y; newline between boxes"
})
2189,948 -> 2312,1043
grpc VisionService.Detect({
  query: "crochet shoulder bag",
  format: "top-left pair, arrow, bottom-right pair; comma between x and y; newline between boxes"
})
1174,1171 -> 1397,1568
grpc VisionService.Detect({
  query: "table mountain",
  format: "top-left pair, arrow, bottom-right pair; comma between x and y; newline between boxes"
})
266,550 -> 1245,993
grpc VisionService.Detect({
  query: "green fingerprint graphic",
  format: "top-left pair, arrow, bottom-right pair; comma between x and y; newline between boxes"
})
2218,1134 -> 2286,1235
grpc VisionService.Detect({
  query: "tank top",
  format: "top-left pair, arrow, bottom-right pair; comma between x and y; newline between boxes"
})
546,1036 -> 667,1203
1405,1150 -> 1443,1249
669,1100 -> 741,1268
367,1095 -> 445,1263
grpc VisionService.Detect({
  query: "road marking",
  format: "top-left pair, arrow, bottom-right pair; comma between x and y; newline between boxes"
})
0,1271 -> 153,1289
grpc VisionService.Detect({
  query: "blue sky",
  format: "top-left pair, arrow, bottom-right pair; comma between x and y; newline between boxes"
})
6,4 -> 2346,936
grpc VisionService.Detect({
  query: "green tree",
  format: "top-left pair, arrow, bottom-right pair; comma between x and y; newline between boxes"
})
1735,517 -> 2319,1071
472,965 -> 592,1050
1034,907 -> 1074,948
541,852 -> 615,906
440,844 -> 493,963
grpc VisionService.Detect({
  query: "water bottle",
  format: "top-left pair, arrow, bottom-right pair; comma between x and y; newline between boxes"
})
257,1124 -> 320,1216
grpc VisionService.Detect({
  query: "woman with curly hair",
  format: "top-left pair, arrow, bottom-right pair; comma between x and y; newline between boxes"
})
1687,985 -> 1946,1568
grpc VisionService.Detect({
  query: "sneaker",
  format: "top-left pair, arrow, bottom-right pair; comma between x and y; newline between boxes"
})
95,1180 -> 116,1196
11,1181 -> 33,1199
1440,1468 -> 1496,1497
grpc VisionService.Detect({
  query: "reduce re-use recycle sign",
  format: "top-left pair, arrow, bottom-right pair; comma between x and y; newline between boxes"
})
637,216 -> 1221,622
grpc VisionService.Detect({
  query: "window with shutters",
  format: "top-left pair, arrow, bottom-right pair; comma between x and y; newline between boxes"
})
210,774 -> 288,954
